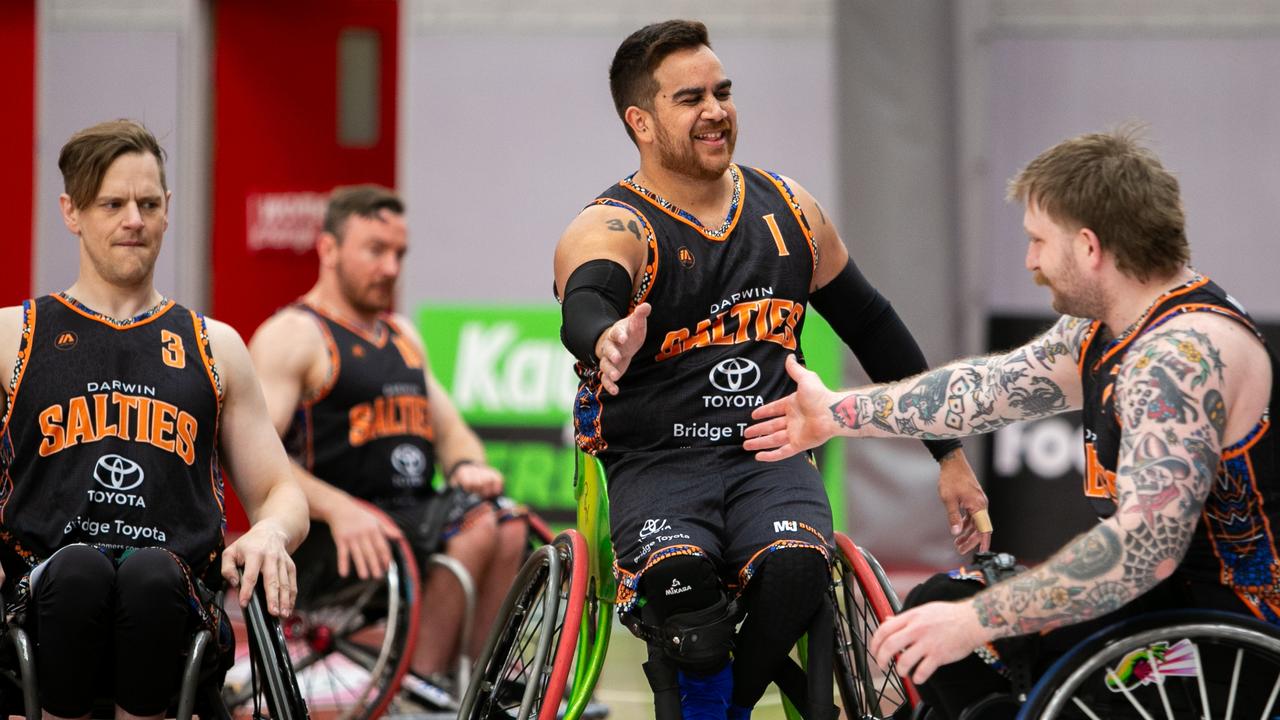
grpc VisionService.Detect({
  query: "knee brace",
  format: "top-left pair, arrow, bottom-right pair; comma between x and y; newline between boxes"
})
623,555 -> 740,675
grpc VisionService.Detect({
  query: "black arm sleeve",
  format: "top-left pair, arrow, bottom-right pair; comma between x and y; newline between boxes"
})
808,257 -> 962,462
559,259 -> 633,366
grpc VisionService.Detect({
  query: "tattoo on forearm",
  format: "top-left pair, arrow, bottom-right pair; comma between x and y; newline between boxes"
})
606,218 -> 643,243
972,326 -> 1225,639
827,316 -> 1082,439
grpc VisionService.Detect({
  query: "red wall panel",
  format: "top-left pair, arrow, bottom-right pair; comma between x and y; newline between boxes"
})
0,0 -> 36,305
212,0 -> 398,529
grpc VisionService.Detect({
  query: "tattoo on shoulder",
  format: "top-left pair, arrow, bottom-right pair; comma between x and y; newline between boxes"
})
606,218 -> 643,243
1120,328 -> 1227,428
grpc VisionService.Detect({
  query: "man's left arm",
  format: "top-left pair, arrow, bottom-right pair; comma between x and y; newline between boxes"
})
206,319 -> 311,616
785,175 -> 988,552
871,321 -> 1227,682
396,316 -> 504,498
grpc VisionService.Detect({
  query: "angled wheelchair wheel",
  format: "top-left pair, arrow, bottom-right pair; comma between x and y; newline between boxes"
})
219,582 -> 311,720
224,537 -> 417,720
832,532 -> 920,718
1017,609 -> 1280,720
459,529 -> 588,720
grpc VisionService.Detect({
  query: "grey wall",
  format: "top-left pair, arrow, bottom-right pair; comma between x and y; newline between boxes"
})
398,2 -> 837,305
35,0 -> 208,307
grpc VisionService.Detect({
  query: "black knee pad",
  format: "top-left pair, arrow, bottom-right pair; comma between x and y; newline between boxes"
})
904,572 -> 985,610
626,555 -> 739,675
745,548 -> 830,614
639,554 -> 722,619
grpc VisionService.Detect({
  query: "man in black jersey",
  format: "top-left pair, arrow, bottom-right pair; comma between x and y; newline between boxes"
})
555,20 -> 987,720
746,127 -> 1280,717
250,185 -> 527,708
0,119 -> 309,720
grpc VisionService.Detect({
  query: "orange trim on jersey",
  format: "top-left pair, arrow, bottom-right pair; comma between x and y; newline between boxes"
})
1092,276 -> 1210,370
52,294 -> 176,330
751,167 -> 818,274
300,301 -> 389,348
1145,303 -> 1250,336
1,299 -> 36,438
1076,321 -> 1101,375
189,311 -> 224,407
1223,417 -> 1270,459
383,315 -> 425,369
302,309 -> 342,407
620,164 -> 745,242
586,197 -> 660,309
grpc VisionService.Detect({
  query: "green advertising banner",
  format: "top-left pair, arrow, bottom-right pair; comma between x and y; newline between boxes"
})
416,304 -> 846,529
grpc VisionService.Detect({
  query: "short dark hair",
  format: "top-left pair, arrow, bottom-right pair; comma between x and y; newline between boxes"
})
609,19 -> 710,143
1008,125 -> 1189,282
323,184 -> 404,240
58,119 -> 167,210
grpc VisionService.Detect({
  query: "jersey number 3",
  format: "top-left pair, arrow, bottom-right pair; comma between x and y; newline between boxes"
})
161,330 -> 186,369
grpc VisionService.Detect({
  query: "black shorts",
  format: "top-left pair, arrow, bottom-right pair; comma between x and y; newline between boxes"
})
293,488 -> 526,596
604,447 -> 833,613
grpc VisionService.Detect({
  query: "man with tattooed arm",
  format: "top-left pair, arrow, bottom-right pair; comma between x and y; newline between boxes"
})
744,127 -> 1279,716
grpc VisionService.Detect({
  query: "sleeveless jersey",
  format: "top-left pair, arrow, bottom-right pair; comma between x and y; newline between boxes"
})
574,164 -> 818,457
0,294 -> 224,572
1078,275 -> 1280,622
283,304 -> 436,508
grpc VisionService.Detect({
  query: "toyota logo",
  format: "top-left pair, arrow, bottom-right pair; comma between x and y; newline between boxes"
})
94,454 -> 145,491
708,357 -> 761,393
391,444 -> 427,478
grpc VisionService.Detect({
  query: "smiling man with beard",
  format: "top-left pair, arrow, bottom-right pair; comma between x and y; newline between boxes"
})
553,20 -> 988,720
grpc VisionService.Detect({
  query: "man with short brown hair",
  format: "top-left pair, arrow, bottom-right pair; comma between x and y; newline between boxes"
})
746,127 -> 1280,717
250,184 -> 527,710
0,118 -> 308,720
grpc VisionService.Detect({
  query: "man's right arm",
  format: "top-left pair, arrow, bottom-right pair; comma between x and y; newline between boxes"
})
248,310 -> 399,579
553,205 -> 651,395
746,315 -> 1091,459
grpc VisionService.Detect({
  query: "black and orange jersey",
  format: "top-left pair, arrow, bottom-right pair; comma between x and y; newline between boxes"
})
573,164 -> 818,457
0,294 -> 224,573
1078,275 -> 1280,622
283,303 -> 436,507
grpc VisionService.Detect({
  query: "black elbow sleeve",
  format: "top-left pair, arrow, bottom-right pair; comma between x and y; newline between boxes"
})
810,258 -> 962,462
560,259 -> 633,366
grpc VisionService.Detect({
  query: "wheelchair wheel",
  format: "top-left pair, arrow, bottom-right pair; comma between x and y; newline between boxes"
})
223,537 -> 417,720
219,582 -> 311,720
1018,609 -> 1280,719
832,532 -> 920,718
458,529 -> 588,720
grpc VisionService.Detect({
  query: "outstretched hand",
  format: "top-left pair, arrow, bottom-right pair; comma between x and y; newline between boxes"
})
595,303 -> 651,395
743,354 -> 839,461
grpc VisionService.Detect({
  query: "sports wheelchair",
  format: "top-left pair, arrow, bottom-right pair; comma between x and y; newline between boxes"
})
457,451 -> 922,720
227,502 -> 554,720
0,581 -> 307,720
1012,609 -> 1280,720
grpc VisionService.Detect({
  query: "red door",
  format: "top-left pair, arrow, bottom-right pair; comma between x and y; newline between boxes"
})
211,0 -> 398,529
0,0 -> 36,305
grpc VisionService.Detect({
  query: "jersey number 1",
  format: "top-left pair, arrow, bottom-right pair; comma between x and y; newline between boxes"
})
763,213 -> 789,256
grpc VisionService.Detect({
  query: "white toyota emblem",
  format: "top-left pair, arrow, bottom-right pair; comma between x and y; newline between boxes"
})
94,454 -> 145,491
390,444 -> 427,478
708,357 -> 761,393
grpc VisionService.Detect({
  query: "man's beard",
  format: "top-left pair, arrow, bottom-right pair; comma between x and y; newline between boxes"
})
1035,267 -> 1106,319
338,265 -> 395,315
654,122 -> 733,181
